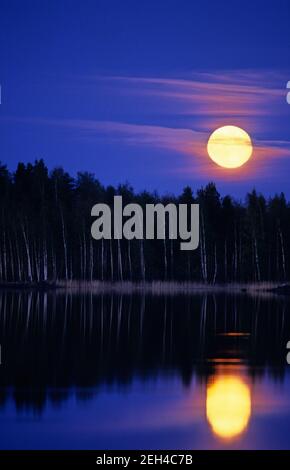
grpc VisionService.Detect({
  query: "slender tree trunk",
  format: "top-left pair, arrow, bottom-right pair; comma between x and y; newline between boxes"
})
34,241 -> 40,282
276,232 -> 279,279
79,235 -> 83,279
43,238 -> 48,281
9,239 -> 15,280
254,235 -> 261,282
60,208 -> 68,281
200,211 -> 207,282
213,244 -> 217,284
52,248 -> 57,281
15,234 -> 21,281
200,226 -> 205,281
128,241 -> 132,280
117,239 -> 123,281
170,239 -> 174,280
82,230 -> 87,280
3,230 -> 7,280
234,227 -> 238,281
21,224 -> 32,281
89,238 -> 93,281
224,239 -> 227,282
110,240 -> 114,281
101,239 -> 104,281
279,227 -> 286,281
239,229 -> 242,280
140,240 -> 145,281
163,239 -> 167,281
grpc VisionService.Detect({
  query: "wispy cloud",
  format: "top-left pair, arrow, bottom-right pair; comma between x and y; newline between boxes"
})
2,115 -> 205,157
4,114 -> 290,180
94,70 -> 287,120
2,69 -> 290,181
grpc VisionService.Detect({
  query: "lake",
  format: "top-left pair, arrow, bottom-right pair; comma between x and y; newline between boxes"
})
0,289 -> 289,449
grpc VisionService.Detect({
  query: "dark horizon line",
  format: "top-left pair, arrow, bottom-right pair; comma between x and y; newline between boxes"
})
0,158 -> 287,203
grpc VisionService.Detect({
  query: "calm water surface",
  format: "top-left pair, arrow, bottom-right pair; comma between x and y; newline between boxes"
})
0,290 -> 289,449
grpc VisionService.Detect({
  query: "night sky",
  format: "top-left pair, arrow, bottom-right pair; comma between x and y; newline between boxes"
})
1,0 -> 290,197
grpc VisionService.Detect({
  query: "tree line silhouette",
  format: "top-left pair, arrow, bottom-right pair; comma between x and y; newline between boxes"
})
0,159 -> 289,283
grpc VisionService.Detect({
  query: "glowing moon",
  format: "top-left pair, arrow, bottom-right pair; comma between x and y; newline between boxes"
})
206,376 -> 251,439
207,125 -> 253,169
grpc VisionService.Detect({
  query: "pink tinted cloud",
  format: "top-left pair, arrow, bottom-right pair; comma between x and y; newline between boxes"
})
1,115 -> 205,158
2,69 -> 290,182
176,137 -> 290,181
3,114 -> 290,181
99,70 -> 286,120
72,118 -> 290,181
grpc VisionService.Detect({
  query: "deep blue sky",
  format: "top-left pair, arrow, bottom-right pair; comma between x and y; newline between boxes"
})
0,0 -> 290,197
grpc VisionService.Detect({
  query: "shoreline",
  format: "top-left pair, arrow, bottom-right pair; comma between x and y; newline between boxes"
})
0,280 -> 289,296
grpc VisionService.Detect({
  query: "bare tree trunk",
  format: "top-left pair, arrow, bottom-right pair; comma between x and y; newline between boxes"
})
163,239 -> 167,281
89,238 -> 93,281
43,238 -> 48,281
234,227 -> 238,281
69,255 -> 73,279
254,236 -> 261,282
137,210 -> 145,281
9,239 -> 15,280
200,226 -> 205,281
279,228 -> 286,281
200,211 -> 207,282
21,223 -> 32,281
276,232 -> 279,279
128,241 -> 132,280
239,230 -> 242,279
101,239 -> 104,281
3,230 -> 7,280
110,240 -> 114,281
170,239 -> 174,280
52,248 -> 57,281
213,243 -> 217,284
117,239 -> 123,281
79,235 -> 83,279
140,240 -> 145,281
224,239 -> 227,282
34,241 -> 40,282
15,234 -> 21,281
60,208 -> 68,281
82,230 -> 87,280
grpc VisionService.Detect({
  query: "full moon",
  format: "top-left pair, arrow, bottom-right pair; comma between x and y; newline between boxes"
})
207,125 -> 253,169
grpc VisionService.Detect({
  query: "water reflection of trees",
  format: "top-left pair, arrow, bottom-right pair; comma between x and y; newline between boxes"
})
0,291 -> 289,412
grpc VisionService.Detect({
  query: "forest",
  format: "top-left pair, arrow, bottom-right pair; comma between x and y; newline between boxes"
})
0,159 -> 289,283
